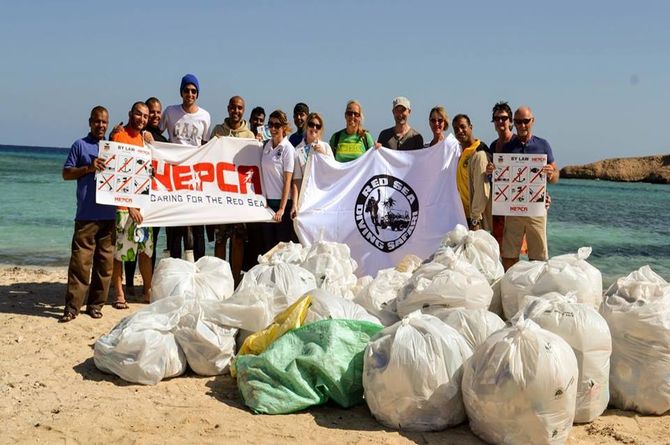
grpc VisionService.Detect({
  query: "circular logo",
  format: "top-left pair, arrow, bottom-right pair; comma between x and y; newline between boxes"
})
354,174 -> 419,252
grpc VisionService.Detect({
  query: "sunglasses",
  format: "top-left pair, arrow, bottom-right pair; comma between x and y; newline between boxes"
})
514,118 -> 533,125
492,115 -> 510,122
182,88 -> 198,94
268,121 -> 283,129
430,118 -> 444,124
307,121 -> 322,130
345,110 -> 361,118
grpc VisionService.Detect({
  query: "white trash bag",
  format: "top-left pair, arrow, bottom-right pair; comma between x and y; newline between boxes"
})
363,312 -> 472,431
600,266 -> 670,414
501,247 -> 603,319
151,256 -> 235,302
94,295 -> 188,385
395,248 -> 493,317
462,318 -> 578,445
260,241 -> 306,265
301,239 -> 358,300
427,307 -> 505,351
237,260 -> 317,309
515,292 -> 612,422
304,288 -> 381,325
173,299 -> 238,376
354,267 -> 410,326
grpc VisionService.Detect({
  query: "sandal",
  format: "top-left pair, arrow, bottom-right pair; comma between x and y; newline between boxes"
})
112,301 -> 129,310
58,312 -> 77,323
87,309 -> 103,319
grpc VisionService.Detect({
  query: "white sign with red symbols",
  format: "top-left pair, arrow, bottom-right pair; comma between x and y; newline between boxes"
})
492,153 -> 547,217
95,141 -> 153,207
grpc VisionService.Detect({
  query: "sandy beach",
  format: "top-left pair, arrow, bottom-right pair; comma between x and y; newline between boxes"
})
1,264 -> 668,444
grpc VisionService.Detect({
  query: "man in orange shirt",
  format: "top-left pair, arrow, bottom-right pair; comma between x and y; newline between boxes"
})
110,102 -> 153,307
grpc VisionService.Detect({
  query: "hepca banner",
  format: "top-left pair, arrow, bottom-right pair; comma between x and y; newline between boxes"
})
141,137 -> 274,227
295,139 -> 466,277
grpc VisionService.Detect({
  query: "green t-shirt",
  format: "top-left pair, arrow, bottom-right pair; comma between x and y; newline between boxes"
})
329,130 -> 374,162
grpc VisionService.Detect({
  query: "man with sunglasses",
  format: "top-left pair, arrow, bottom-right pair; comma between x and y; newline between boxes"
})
160,74 -> 211,261
500,106 -> 559,271
288,102 -> 309,147
377,96 -> 424,150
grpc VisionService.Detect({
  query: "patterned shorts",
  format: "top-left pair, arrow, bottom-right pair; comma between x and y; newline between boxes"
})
114,210 -> 153,261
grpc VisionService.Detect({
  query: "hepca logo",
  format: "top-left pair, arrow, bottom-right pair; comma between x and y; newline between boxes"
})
354,174 -> 419,252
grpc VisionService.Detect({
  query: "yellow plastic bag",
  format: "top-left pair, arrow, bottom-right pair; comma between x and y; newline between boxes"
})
232,295 -> 312,377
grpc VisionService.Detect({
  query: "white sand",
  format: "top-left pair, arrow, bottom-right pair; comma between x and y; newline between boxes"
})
1,265 -> 668,444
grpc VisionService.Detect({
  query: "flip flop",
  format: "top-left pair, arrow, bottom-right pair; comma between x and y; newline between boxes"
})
87,309 -> 103,319
58,312 -> 77,323
112,301 -> 129,310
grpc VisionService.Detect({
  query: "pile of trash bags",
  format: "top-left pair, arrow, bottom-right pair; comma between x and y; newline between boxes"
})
91,225 -> 670,443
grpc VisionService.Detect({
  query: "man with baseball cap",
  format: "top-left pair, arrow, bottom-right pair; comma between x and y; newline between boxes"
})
377,96 -> 424,150
160,74 -> 211,260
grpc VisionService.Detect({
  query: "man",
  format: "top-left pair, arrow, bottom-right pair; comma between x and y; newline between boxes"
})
288,102 -> 309,147
488,101 -> 516,245
246,105 -> 268,272
451,114 -> 491,231
500,106 -> 559,270
60,106 -> 116,322
209,96 -> 255,285
211,96 -> 255,138
124,96 -> 166,293
249,106 -> 266,138
145,97 -> 167,143
377,96 -> 424,150
110,102 -> 154,308
160,74 -> 211,260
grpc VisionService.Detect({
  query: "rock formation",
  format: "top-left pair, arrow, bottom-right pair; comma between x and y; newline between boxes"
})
560,154 -> 670,184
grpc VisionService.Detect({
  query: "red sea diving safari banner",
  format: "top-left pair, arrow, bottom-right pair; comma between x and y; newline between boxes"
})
295,139 -> 467,277
141,137 -> 273,226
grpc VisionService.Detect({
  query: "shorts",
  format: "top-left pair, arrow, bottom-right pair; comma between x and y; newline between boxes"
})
114,210 -> 154,261
501,215 -> 547,261
214,223 -> 247,243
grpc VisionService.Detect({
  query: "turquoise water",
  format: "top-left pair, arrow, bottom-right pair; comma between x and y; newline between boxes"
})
1,145 -> 668,287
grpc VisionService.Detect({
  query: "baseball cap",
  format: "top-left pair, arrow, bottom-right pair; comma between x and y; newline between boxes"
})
392,96 -> 411,110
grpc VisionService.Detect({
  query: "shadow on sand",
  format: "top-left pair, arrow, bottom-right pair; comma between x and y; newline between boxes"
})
0,280 -> 65,320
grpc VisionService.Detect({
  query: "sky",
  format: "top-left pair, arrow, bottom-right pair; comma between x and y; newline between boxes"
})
0,0 -> 668,165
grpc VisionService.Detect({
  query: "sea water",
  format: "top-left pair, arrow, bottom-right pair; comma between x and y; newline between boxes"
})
1,145 -> 668,287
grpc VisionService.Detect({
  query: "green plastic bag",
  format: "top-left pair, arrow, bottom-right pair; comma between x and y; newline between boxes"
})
235,319 -> 383,414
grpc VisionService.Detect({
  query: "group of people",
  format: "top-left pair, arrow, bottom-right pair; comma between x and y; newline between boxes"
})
59,73 -> 558,323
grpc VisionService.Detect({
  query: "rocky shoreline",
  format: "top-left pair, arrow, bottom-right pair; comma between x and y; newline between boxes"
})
560,154 -> 670,184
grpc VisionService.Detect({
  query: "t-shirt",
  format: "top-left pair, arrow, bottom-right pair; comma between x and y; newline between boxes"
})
160,104 -> 211,146
63,135 -> 116,221
377,126 -> 424,150
288,129 -> 304,147
111,127 -> 144,210
146,125 -> 167,143
502,135 -> 555,164
457,140 -> 484,217
261,137 -> 295,200
329,130 -> 374,162
293,139 -> 334,180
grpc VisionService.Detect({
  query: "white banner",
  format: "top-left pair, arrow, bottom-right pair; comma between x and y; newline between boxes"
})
96,140 -> 152,207
492,153 -> 547,217
295,139 -> 466,277
140,137 -> 274,227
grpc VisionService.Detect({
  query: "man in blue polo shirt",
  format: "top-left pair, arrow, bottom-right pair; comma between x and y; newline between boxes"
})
501,106 -> 559,270
60,106 -> 116,322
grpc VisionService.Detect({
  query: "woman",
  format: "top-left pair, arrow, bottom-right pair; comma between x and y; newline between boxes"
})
423,105 -> 457,148
291,112 -> 333,218
329,100 -> 374,162
452,114 -> 491,232
260,110 -> 295,252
